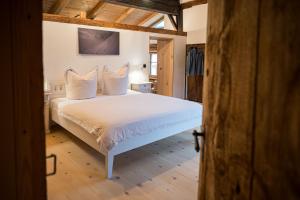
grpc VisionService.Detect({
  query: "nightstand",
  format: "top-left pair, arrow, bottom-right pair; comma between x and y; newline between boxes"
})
44,91 -> 52,133
131,82 -> 152,93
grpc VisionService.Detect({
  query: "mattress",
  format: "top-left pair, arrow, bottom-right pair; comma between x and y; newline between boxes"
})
51,90 -> 202,151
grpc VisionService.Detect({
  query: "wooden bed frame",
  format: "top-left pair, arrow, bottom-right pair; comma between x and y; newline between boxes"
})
51,106 -> 201,178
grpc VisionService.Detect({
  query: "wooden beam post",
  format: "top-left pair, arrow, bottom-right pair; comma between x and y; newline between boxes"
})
86,1 -> 105,19
168,14 -> 178,30
80,11 -> 86,19
3,0 -> 46,199
176,9 -> 183,32
199,0 -> 259,199
48,0 -> 71,14
200,0 -> 300,199
252,0 -> 300,199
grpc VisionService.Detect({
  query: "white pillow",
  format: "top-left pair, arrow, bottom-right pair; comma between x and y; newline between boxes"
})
65,68 -> 97,100
102,64 -> 129,95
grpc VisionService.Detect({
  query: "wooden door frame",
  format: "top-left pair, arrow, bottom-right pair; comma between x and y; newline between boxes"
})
152,36 -> 174,96
1,0 -> 46,199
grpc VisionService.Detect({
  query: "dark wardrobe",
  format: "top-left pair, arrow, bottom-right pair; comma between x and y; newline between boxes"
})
185,44 -> 205,103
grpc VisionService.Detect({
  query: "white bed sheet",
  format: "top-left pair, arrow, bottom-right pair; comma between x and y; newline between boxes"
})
51,90 -> 202,151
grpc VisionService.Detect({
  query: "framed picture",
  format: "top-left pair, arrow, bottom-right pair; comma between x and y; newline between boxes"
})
78,28 -> 120,55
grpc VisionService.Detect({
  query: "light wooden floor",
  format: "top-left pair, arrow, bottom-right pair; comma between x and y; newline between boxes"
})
46,127 -> 200,200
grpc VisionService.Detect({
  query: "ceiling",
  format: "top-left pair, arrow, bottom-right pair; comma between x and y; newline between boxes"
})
43,0 -> 164,27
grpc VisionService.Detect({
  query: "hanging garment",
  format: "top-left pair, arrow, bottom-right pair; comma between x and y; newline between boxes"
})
186,48 -> 195,75
186,47 -> 204,76
195,48 -> 204,75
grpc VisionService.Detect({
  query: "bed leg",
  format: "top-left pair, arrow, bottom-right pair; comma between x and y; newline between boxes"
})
105,153 -> 114,179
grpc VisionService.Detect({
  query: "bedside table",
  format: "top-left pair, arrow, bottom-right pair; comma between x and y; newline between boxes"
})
131,82 -> 152,93
44,91 -> 52,133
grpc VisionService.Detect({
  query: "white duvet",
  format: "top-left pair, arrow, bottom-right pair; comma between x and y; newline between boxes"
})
52,92 -> 202,151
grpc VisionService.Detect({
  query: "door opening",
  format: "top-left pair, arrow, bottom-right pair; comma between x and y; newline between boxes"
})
149,37 -> 174,97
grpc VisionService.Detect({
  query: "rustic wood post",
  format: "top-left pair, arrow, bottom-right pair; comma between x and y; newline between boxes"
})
200,0 -> 300,199
252,0 -> 300,199
1,0 -> 46,199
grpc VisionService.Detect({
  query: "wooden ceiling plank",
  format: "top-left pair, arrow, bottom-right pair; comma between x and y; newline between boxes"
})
137,12 -> 158,26
148,16 -> 164,28
48,0 -> 71,14
43,13 -> 187,36
115,8 -> 135,23
103,0 -> 180,15
87,1 -> 105,19
181,0 -> 207,9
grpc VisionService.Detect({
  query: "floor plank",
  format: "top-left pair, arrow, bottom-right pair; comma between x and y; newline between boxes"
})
46,127 -> 200,200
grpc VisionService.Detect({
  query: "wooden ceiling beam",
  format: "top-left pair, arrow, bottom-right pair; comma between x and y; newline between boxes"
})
148,16 -> 164,28
103,0 -> 180,15
48,0 -> 71,14
137,13 -> 158,26
176,9 -> 183,32
181,0 -> 207,9
168,14 -> 177,30
115,8 -> 135,23
80,11 -> 86,19
43,13 -> 187,36
86,1 -> 105,19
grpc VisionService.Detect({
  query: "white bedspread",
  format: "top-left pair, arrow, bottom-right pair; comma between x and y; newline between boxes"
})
52,92 -> 202,151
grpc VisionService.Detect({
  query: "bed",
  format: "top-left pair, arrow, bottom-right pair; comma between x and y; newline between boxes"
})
51,90 -> 202,178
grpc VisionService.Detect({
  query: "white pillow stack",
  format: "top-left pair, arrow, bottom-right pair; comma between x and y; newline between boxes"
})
65,69 -> 98,100
102,64 -> 129,95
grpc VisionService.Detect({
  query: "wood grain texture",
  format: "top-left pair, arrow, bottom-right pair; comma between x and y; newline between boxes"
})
157,39 -> 174,96
47,128 -> 199,200
103,0 -> 180,15
200,0 -> 259,199
48,0 -> 71,14
200,0 -> 300,199
115,7 -> 135,23
1,0 -> 46,200
137,12 -> 158,26
43,13 -> 187,36
80,11 -> 86,19
86,1 -> 105,19
252,0 -> 300,199
187,75 -> 203,103
43,0 -> 160,26
0,2 -> 16,199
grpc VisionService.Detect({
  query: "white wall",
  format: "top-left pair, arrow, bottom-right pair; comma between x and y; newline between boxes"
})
183,3 -> 208,44
165,3 -> 208,44
164,14 -> 175,31
43,21 -> 187,98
